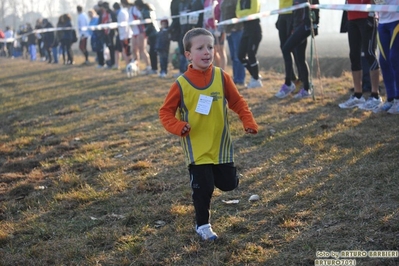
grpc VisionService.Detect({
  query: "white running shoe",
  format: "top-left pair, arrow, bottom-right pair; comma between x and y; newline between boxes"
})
358,96 -> 382,111
196,224 -> 218,241
246,77 -> 263,89
387,99 -> 399,114
373,100 -> 394,113
338,95 -> 365,109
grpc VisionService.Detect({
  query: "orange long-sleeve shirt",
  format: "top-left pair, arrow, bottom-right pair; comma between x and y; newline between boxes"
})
159,64 -> 258,137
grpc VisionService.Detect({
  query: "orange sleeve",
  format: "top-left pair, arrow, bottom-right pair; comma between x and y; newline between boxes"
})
159,82 -> 190,137
223,71 -> 259,134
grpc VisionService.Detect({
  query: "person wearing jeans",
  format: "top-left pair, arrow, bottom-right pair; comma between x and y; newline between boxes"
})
221,0 -> 246,85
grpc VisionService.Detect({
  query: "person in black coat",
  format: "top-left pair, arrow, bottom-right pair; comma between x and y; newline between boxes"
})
26,23 -> 37,61
135,0 -> 159,73
175,0 -> 204,76
42,19 -> 55,63
281,0 -> 320,99
98,1 -> 117,68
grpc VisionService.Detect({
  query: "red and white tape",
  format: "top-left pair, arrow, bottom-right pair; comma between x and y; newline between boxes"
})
1,4 -> 398,43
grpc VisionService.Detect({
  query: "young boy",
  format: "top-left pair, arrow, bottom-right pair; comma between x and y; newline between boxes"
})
159,28 -> 258,241
155,18 -> 171,78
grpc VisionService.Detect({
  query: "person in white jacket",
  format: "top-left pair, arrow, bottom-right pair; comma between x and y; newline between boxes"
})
77,5 -> 91,64
114,1 -> 133,68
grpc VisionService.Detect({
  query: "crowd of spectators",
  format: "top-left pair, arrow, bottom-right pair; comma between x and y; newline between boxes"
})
1,0 -> 398,113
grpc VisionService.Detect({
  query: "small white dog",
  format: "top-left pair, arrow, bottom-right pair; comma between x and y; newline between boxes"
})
126,60 -> 139,78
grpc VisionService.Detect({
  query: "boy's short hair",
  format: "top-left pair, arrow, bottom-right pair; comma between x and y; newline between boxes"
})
183,28 -> 214,52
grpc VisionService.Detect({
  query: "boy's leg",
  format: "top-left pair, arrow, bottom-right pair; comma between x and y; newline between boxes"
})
213,163 -> 238,192
189,164 -> 214,227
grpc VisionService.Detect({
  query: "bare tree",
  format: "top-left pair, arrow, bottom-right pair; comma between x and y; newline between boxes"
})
0,0 -> 10,27
44,0 -> 57,21
8,0 -> 20,30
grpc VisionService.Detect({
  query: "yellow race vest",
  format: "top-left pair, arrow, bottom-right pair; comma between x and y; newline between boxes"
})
279,0 -> 293,14
177,67 -> 233,165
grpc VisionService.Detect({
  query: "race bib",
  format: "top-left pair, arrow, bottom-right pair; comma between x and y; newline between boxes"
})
195,94 -> 213,115
204,6 -> 214,21
189,13 -> 199,25
180,11 -> 188,25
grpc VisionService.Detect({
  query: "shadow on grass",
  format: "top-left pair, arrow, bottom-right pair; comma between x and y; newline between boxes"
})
0,57 -> 398,265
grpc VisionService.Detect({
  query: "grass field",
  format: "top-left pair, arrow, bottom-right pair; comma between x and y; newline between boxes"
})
0,55 -> 398,266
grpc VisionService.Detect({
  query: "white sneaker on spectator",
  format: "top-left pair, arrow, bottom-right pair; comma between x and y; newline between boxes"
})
246,77 -> 262,89
373,100 -> 394,113
338,95 -> 365,109
140,66 -> 152,75
387,99 -> 399,114
358,96 -> 382,111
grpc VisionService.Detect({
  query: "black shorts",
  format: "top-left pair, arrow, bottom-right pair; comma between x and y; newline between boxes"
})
189,163 -> 238,192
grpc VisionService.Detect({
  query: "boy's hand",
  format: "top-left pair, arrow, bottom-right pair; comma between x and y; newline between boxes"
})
182,123 -> 191,135
245,128 -> 256,134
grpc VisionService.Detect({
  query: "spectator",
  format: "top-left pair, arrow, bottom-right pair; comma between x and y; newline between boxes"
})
0,28 -> 4,56
159,28 -> 258,241
174,0 -> 204,78
99,2 -> 117,68
18,25 -> 29,59
134,0 -> 159,74
117,1 -> 133,68
35,19 -> 45,61
88,7 -> 102,66
220,0 -> 246,85
55,15 -> 64,64
77,5 -> 91,64
26,23 -> 37,61
374,0 -> 399,114
128,1 -> 150,72
59,14 -> 74,65
155,18 -> 171,78
113,2 -> 123,70
280,0 -> 319,99
42,19 -> 55,63
4,26 -> 14,58
204,0 -> 227,69
168,0 -> 181,45
338,0 -> 381,109
274,0 -> 302,98
340,9 -> 371,93
236,0 -> 262,89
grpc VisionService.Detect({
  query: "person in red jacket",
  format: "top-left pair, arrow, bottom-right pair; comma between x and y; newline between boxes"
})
159,28 -> 258,241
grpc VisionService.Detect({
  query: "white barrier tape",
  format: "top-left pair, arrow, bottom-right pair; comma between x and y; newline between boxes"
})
217,2 -> 309,26
217,3 -> 399,26
316,3 -> 399,12
1,4 -> 398,43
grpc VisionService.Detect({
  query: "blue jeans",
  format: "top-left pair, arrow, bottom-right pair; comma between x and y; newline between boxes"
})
29,44 -> 36,61
52,46 -> 59,63
158,51 -> 169,74
227,31 -> 246,84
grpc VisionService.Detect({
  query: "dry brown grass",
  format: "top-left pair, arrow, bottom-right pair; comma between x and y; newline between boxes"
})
0,54 -> 398,266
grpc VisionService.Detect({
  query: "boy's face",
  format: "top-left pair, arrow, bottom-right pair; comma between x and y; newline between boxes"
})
184,35 -> 214,71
